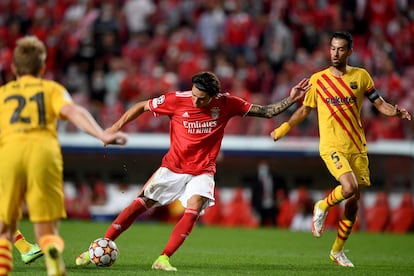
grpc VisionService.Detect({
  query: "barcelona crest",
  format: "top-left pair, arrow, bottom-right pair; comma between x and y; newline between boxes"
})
350,81 -> 358,89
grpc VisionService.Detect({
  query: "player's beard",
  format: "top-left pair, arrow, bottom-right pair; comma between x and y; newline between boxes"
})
331,58 -> 346,70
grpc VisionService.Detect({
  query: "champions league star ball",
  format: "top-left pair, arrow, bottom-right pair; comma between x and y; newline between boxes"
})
89,238 -> 119,267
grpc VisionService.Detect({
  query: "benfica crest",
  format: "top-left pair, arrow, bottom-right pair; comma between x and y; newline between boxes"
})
350,81 -> 358,89
211,107 -> 220,119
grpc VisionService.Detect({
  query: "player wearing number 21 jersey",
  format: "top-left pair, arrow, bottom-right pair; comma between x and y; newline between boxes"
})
0,76 -> 72,139
0,35 -> 126,276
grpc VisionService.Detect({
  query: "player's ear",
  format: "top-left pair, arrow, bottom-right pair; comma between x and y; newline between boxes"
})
38,64 -> 46,77
11,63 -> 17,77
347,48 -> 353,57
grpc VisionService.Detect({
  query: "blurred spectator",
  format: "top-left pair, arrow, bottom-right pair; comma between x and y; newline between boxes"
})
262,16 -> 294,72
61,62 -> 89,96
222,0 -> 257,64
0,0 -> 412,138
367,0 -> 396,34
0,36 -> 13,84
122,0 -> 156,35
92,1 -> 123,65
289,186 -> 313,232
195,0 -> 226,67
118,62 -> 143,107
103,57 -> 127,106
90,60 -> 107,109
248,161 -> 287,227
366,108 -> 406,141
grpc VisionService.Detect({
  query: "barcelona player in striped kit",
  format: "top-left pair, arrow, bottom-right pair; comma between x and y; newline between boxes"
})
272,31 -> 411,267
0,36 -> 127,276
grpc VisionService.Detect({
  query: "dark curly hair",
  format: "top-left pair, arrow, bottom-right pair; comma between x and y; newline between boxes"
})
191,71 -> 221,97
331,31 -> 353,49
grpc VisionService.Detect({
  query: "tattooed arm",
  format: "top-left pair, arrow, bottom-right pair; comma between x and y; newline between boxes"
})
246,78 -> 311,118
247,97 -> 294,118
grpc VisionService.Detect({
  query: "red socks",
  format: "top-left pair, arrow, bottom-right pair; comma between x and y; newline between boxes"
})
104,197 -> 148,240
161,208 -> 199,257
104,200 -> 199,259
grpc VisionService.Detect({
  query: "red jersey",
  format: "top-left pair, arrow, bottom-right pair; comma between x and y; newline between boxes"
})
148,91 -> 252,175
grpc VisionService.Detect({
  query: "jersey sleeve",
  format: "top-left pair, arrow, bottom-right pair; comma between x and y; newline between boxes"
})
226,94 -> 253,116
148,92 -> 176,116
361,69 -> 380,102
51,82 -> 73,119
303,74 -> 318,108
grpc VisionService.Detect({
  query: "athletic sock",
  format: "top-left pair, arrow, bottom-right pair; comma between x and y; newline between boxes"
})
104,197 -> 148,240
39,235 -> 64,253
161,208 -> 199,257
320,185 -> 345,211
0,238 -> 12,275
14,230 -> 31,254
332,216 -> 354,253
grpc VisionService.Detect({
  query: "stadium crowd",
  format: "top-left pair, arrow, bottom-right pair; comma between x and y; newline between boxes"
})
0,0 -> 413,139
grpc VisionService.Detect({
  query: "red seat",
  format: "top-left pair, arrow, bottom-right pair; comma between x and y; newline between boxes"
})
200,189 -> 224,226
276,187 -> 312,229
276,198 -> 296,228
365,192 -> 390,232
221,188 -> 258,228
387,192 -> 414,233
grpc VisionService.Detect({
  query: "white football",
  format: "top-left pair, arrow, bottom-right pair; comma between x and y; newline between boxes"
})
88,237 -> 119,267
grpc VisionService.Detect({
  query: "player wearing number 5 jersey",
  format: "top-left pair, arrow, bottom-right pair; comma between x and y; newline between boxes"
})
0,36 -> 127,276
271,31 -> 411,267
75,71 -> 311,271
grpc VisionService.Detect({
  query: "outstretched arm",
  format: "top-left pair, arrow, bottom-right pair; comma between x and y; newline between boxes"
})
60,104 -> 127,145
373,97 -> 411,120
270,105 -> 313,141
105,100 -> 150,133
246,78 -> 310,118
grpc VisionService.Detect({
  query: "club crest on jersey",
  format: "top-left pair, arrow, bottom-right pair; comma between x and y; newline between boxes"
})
211,107 -> 220,119
152,95 -> 165,108
350,82 -> 358,89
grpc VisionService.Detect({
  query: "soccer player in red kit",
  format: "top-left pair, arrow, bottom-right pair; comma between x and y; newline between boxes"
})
76,71 -> 310,271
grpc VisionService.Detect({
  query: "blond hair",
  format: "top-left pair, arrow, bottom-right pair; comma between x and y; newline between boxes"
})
13,36 -> 47,76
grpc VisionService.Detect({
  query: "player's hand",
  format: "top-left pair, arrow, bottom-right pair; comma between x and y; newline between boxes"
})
270,122 -> 291,141
102,129 -> 128,146
289,78 -> 311,102
395,105 -> 411,120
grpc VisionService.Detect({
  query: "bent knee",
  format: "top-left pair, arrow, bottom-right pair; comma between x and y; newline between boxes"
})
341,186 -> 357,198
186,195 -> 209,212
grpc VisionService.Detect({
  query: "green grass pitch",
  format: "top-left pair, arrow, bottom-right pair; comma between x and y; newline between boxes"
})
13,219 -> 414,275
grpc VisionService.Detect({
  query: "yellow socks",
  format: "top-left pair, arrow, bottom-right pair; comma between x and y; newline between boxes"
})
319,185 -> 345,211
40,235 -> 66,276
332,216 -> 354,253
14,230 -> 32,254
39,235 -> 64,253
0,238 -> 12,275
